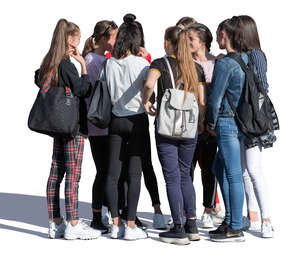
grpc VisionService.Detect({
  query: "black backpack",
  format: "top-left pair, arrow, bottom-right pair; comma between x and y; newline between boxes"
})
225,52 -> 279,138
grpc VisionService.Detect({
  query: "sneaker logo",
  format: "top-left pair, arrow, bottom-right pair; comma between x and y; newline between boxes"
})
226,232 -> 237,237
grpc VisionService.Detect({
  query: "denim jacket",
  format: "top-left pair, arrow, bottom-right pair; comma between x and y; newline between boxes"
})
206,52 -> 248,130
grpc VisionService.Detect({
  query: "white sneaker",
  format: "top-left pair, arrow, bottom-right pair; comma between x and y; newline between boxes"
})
249,220 -> 261,231
261,221 -> 274,238
153,214 -> 167,229
211,211 -> 225,225
48,219 -> 66,239
102,209 -> 113,225
200,213 -> 214,228
64,219 -> 101,240
111,223 -> 125,239
124,225 -> 148,240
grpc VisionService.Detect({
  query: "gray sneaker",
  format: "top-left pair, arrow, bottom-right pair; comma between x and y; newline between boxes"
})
48,219 -> 66,239
64,219 -> 101,240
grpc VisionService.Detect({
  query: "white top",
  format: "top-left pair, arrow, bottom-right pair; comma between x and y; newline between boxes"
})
99,55 -> 149,117
194,55 -> 216,84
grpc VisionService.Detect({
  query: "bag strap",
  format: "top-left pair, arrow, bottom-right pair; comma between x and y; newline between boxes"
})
163,56 -> 176,89
100,59 -> 108,82
41,69 -> 54,94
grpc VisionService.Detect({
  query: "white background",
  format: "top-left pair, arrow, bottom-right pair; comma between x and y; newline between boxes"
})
0,0 -> 298,256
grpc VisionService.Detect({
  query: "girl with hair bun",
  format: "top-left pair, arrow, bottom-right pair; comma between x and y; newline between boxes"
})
102,13 -> 149,241
82,20 -> 118,234
117,13 -> 166,232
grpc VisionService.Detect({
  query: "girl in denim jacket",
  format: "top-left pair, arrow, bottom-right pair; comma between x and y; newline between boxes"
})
206,17 -> 247,242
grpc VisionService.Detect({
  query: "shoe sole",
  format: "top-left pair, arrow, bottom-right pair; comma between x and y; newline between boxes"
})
210,237 -> 245,243
200,224 -> 214,229
187,233 -> 200,241
64,234 -> 101,240
212,218 -> 224,225
49,234 -> 64,239
124,236 -> 148,240
153,225 -> 167,230
261,232 -> 273,238
159,236 -> 190,245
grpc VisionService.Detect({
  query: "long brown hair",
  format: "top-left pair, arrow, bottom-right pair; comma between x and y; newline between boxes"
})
37,19 -> 80,87
238,15 -> 262,51
165,26 -> 199,100
82,20 -> 118,57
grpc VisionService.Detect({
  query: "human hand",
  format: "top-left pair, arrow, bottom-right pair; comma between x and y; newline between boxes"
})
206,125 -> 216,136
138,47 -> 149,59
144,101 -> 157,116
70,47 -> 85,65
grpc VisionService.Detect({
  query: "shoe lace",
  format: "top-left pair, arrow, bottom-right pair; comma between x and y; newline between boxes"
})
79,219 -> 91,229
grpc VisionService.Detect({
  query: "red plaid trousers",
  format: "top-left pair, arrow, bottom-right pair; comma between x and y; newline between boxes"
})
47,135 -> 84,221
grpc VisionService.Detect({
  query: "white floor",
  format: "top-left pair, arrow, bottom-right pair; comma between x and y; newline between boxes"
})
0,133 -> 296,257
1,1 -> 299,256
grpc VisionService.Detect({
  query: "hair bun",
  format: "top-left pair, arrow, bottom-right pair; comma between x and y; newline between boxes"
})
123,13 -> 136,24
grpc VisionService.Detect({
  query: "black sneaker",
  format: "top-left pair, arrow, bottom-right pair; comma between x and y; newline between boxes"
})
184,219 -> 200,241
135,216 -> 148,230
90,219 -> 111,234
210,226 -> 245,242
159,224 -> 190,245
209,221 -> 229,238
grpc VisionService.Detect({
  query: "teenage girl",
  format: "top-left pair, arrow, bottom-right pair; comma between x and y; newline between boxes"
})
35,18 -> 100,240
187,23 -> 224,228
206,17 -> 247,242
117,14 -> 166,230
82,20 -> 118,233
102,14 -> 149,240
238,15 -> 275,238
144,26 -> 206,245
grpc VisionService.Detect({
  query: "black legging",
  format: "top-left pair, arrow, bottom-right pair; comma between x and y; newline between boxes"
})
89,135 -> 109,210
190,133 -> 218,209
105,113 -> 148,221
118,126 -> 161,211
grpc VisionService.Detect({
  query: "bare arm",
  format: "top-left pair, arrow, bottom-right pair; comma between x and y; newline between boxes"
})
197,83 -> 206,133
143,69 -> 160,116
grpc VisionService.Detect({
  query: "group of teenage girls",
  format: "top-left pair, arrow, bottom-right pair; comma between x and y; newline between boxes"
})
34,13 -> 274,244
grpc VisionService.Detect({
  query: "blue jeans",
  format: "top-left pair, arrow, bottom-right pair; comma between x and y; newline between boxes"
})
213,117 -> 244,230
155,131 -> 197,225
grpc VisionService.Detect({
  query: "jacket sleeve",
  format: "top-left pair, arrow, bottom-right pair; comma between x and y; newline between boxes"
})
34,69 -> 40,87
206,60 -> 232,129
59,59 -> 92,97
250,51 -> 269,92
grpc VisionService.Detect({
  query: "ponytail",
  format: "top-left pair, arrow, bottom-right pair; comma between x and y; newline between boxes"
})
82,36 -> 95,57
165,26 -> 199,101
38,19 -> 79,87
82,20 -> 118,57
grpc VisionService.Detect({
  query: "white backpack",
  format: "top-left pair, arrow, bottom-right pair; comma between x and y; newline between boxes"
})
157,57 -> 199,139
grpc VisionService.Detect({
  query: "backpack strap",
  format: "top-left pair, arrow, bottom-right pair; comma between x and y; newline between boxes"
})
226,52 -> 249,73
163,56 -> 176,89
